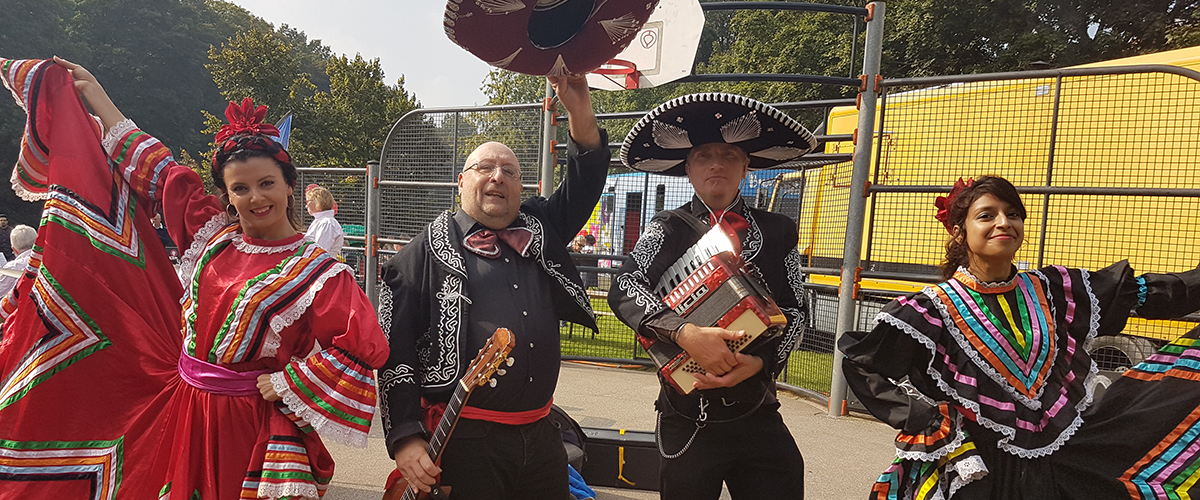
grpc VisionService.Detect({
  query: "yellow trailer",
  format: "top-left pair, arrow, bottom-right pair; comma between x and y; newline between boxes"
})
785,45 -> 1200,370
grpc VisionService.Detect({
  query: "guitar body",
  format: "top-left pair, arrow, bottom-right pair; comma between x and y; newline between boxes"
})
380,328 -> 514,500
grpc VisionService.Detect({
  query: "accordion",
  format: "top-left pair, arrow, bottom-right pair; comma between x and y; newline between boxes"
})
640,226 -> 787,394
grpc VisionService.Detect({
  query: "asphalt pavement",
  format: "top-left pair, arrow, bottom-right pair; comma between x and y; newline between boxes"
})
321,361 -> 898,500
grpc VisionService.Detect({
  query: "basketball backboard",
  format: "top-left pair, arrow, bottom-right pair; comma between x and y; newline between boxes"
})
586,0 -> 705,90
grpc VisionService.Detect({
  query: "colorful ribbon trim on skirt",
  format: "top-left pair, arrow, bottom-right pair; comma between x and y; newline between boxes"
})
178,351 -> 272,397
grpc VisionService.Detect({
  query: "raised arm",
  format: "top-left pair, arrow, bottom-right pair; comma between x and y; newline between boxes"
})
54,57 -> 125,131
55,57 -> 226,259
538,75 -> 609,237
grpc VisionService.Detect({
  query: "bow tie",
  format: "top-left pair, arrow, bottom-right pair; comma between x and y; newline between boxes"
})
463,227 -> 534,259
709,211 -> 749,254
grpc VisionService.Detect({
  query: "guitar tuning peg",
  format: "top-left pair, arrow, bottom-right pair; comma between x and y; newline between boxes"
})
496,369 -> 506,376
488,379 -> 497,388
506,357 -> 515,366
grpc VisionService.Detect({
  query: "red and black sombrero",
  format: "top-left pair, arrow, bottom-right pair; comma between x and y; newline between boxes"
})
620,93 -> 819,176
444,0 -> 660,76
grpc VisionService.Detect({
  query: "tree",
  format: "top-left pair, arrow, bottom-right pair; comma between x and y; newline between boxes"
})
312,54 -> 419,167
481,69 -> 545,105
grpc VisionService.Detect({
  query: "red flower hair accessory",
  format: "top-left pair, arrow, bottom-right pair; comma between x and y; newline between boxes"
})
934,177 -> 974,232
215,97 -> 280,143
211,97 -> 291,170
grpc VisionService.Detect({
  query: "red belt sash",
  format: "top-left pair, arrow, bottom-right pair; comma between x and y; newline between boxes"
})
421,398 -> 554,430
385,399 -> 555,490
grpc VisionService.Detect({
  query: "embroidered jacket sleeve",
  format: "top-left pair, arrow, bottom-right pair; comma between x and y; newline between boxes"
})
1081,260 -> 1200,336
377,243 -> 435,458
531,129 -> 610,238
269,270 -> 388,447
608,214 -> 694,340
102,120 -> 226,254
839,294 -> 963,458
755,215 -> 806,379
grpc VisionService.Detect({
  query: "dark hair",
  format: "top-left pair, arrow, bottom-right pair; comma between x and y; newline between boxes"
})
940,176 -> 1026,280
213,136 -> 302,231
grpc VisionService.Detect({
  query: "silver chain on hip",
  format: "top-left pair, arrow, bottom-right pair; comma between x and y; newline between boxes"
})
656,396 -> 708,459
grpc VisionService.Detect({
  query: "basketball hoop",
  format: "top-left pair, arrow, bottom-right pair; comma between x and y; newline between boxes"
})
592,59 -> 639,90
584,0 -> 704,92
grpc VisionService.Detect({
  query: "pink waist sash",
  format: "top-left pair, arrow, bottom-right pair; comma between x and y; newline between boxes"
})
177,352 -> 272,397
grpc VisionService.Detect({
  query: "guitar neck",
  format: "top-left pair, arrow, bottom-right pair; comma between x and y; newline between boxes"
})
425,380 -> 472,462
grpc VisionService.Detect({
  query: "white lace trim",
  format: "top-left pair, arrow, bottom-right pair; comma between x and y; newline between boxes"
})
955,266 -> 1017,290
10,168 -> 48,202
233,234 -> 307,255
895,413 -> 966,462
262,263 -> 351,357
880,307 -> 1082,459
101,118 -> 138,155
270,370 -> 371,448
178,213 -> 235,291
947,454 -> 989,497
1075,268 -> 1103,415
256,479 -> 319,500
920,286 -> 1046,410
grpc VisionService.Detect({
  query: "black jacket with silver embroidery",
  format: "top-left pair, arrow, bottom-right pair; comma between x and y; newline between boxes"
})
608,196 -> 808,422
377,131 -> 609,456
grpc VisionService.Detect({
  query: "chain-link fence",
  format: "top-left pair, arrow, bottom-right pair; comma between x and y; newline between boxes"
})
374,105 -> 546,278
836,65 -> 1200,374
360,64 -> 1200,403
296,167 -> 369,287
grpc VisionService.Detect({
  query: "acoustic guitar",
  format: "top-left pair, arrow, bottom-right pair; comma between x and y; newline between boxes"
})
382,328 -> 516,500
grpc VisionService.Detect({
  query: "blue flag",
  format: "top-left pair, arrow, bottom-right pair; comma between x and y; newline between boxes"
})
276,113 -> 293,149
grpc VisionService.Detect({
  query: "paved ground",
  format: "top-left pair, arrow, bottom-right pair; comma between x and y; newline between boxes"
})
321,361 -> 898,499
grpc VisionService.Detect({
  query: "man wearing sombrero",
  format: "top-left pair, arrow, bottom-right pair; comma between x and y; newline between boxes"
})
609,93 -> 813,499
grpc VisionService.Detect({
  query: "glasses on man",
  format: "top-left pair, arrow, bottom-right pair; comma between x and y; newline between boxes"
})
467,162 -> 521,180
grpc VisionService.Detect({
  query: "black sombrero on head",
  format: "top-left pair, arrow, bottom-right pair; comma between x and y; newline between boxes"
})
620,93 -> 818,177
444,0 -> 659,76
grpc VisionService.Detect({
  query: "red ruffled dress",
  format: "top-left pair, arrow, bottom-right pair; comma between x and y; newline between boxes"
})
0,58 -> 388,500
114,121 -> 389,499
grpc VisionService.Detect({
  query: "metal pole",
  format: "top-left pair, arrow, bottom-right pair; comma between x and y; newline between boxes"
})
829,0 -> 885,418
364,159 -> 381,308
540,80 -> 556,197
1037,76 -> 1064,268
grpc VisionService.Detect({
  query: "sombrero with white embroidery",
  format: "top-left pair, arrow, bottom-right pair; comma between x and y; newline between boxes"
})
444,0 -> 659,76
620,93 -> 819,176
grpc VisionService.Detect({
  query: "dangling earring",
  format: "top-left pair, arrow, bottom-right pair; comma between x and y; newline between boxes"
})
220,193 -> 238,218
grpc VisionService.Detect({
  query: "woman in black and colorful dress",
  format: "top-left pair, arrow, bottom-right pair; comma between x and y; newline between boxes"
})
840,176 -> 1200,499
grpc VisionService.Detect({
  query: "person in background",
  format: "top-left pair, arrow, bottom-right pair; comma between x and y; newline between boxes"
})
305,184 -> 345,256
0,224 -> 36,295
151,212 -> 175,251
0,214 -> 14,260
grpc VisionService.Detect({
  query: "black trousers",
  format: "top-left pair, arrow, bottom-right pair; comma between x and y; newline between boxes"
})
438,417 -> 568,500
657,404 -> 805,500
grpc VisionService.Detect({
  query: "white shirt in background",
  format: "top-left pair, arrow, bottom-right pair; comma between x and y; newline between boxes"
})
0,249 -> 32,295
305,209 -> 344,256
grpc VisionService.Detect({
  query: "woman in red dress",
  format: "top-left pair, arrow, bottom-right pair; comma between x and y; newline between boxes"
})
0,56 -> 388,499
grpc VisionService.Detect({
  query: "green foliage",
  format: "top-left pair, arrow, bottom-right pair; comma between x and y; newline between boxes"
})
492,0 -> 1200,127
481,69 -> 545,105
310,54 -> 419,168
206,38 -> 419,168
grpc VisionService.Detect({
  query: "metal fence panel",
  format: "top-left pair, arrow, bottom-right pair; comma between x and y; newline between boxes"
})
296,167 -> 369,287
377,107 -> 545,238
851,67 -> 1200,372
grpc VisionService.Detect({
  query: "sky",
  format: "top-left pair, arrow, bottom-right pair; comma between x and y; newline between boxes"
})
227,0 -> 494,107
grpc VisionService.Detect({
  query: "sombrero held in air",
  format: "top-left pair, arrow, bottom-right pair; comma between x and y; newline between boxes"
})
620,93 -> 819,176
445,0 -> 660,76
